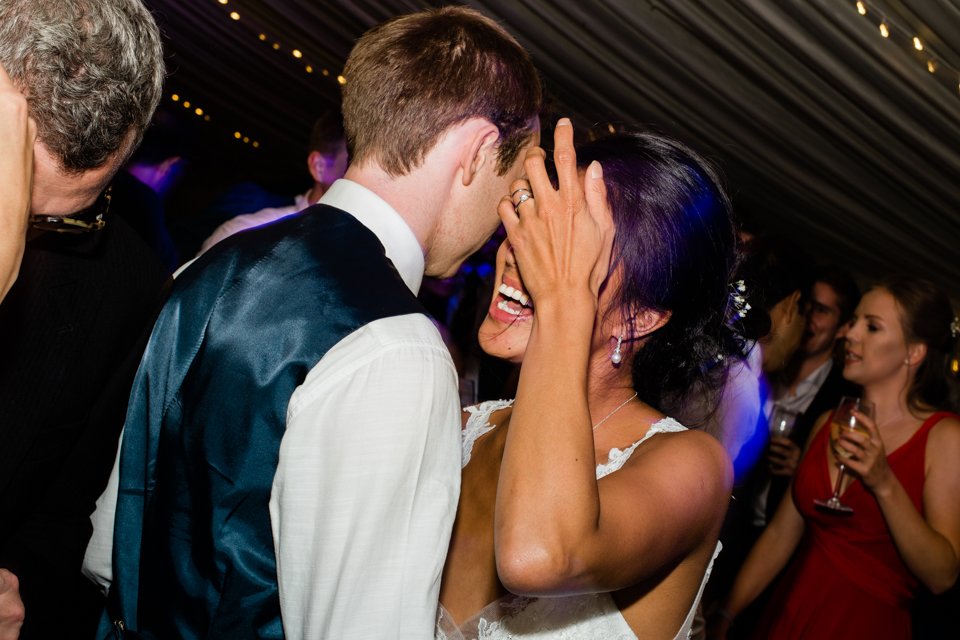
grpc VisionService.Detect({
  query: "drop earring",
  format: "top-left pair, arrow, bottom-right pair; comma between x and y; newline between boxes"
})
611,334 -> 623,365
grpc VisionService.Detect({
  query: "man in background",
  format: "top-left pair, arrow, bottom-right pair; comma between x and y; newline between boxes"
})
762,265 -> 861,520
711,265 -> 860,635
0,1 -> 167,637
198,109 -> 348,254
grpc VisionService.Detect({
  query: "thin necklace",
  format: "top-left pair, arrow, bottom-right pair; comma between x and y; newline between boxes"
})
592,392 -> 639,431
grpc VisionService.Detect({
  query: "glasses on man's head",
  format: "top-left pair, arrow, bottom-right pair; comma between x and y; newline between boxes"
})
29,185 -> 112,234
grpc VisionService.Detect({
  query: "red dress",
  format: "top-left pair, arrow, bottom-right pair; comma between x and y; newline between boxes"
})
752,412 -> 957,639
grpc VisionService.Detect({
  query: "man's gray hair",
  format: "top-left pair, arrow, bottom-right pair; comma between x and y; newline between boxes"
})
0,0 -> 165,173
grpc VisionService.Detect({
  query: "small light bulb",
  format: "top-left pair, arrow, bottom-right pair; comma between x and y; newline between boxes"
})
856,1 -> 866,15
607,123 -> 616,134
195,107 -> 203,116
243,136 -> 250,144
182,101 -> 191,108
305,65 -> 313,73
234,131 -> 241,139
272,43 -> 280,51
229,11 -> 240,21
258,33 -> 267,41
927,60 -> 937,73
292,49 -> 303,59
171,93 -> 179,102
913,36 -> 923,51
879,22 -> 889,38
253,141 -> 260,148
322,69 -> 330,76
337,75 -> 347,85
218,0 -> 228,5
204,115 -> 211,122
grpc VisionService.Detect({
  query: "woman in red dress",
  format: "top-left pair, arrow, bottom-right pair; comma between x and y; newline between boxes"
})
713,278 -> 960,639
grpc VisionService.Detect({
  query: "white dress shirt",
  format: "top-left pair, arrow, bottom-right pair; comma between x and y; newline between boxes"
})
769,358 -> 833,417
84,179 -> 461,639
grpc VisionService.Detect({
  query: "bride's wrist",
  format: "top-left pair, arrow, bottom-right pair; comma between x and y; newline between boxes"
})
530,290 -> 596,317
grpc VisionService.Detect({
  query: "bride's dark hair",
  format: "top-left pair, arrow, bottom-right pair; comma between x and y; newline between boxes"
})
576,132 -> 742,411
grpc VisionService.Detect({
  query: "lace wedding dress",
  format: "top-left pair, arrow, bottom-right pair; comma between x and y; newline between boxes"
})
437,400 -> 720,640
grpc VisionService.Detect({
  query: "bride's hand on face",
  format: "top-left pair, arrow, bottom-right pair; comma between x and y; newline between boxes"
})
497,119 -> 614,310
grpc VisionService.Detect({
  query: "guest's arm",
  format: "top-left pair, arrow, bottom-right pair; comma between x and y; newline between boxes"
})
840,412 -> 960,593
0,62 -> 36,301
709,412 -> 829,638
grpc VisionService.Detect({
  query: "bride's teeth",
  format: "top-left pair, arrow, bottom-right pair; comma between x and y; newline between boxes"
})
497,300 -> 521,316
498,282 -> 533,308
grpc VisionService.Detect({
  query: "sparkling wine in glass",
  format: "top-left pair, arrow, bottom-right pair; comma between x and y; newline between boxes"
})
813,396 -> 874,515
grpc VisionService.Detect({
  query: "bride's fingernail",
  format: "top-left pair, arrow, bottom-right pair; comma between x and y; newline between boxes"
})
589,160 -> 602,179
556,117 -> 571,127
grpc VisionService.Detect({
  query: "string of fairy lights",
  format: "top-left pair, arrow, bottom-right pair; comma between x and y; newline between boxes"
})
851,1 -> 960,96
217,0 -> 347,85
172,2 -> 959,150
162,0 -> 348,149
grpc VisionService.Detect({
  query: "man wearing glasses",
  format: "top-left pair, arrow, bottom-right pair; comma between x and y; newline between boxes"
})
0,1 -> 168,637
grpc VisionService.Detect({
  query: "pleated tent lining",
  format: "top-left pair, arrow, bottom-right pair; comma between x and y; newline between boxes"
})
145,0 -> 960,296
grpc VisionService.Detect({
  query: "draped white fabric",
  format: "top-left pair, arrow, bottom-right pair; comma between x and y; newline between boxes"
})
145,0 -> 960,293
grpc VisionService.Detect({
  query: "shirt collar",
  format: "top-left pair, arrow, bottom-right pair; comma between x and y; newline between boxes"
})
797,358 -> 833,395
318,179 -> 425,294
773,358 -> 834,416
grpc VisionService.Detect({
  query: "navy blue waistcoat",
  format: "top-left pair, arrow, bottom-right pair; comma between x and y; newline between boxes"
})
106,206 -> 426,639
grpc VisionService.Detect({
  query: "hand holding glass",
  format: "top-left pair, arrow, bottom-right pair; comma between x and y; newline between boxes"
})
813,396 -> 874,515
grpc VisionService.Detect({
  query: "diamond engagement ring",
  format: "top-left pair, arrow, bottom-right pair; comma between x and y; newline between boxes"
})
514,192 -> 533,213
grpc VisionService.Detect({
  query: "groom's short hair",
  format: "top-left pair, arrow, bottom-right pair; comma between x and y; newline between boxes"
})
342,6 -> 541,177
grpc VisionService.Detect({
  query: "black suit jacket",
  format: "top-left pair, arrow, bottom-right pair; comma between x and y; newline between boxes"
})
0,212 -> 169,639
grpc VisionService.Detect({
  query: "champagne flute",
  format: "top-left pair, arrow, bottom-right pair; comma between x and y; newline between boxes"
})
769,405 -> 799,439
813,396 -> 874,515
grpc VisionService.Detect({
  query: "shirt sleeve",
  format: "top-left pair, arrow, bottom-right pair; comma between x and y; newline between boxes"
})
270,314 -> 461,640
82,438 -> 122,593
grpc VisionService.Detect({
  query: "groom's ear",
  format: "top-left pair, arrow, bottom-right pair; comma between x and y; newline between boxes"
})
461,123 -> 500,187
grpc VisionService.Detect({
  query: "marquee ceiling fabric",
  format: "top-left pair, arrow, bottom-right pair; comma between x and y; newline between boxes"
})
144,0 -> 960,294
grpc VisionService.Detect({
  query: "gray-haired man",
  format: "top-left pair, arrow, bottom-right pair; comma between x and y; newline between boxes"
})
0,1 -> 167,636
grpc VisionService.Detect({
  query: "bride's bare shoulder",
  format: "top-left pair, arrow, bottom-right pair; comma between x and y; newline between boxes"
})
628,423 -> 733,500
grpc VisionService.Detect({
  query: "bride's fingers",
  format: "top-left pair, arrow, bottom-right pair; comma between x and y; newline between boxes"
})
498,194 -> 520,231
552,118 -> 580,201
509,179 -> 532,202
509,178 -> 537,217
523,146 -> 552,210
583,160 -> 614,287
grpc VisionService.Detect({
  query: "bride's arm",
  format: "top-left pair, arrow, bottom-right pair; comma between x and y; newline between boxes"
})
493,121 -> 730,596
